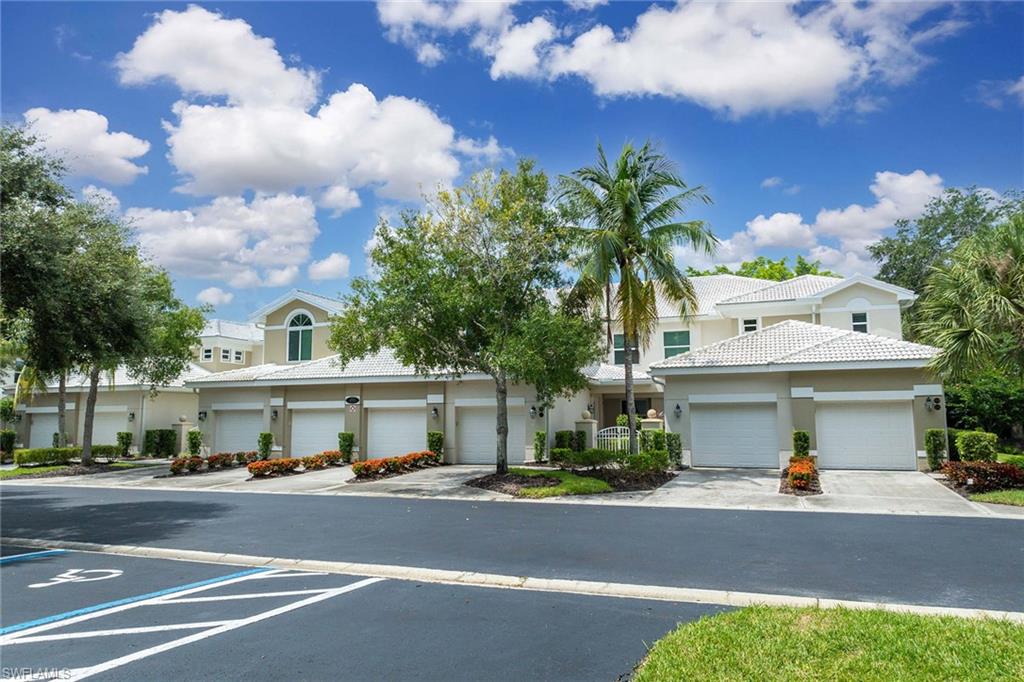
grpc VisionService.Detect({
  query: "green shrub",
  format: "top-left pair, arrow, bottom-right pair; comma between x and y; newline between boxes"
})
639,430 -> 666,452
1001,454 -> 1024,468
0,397 -> 14,427
0,429 -> 15,458
90,444 -> 119,457
427,431 -> 444,454
52,432 -> 60,448
116,431 -> 133,459
792,430 -> 810,459
186,428 -> 204,457
14,447 -> 79,466
533,430 -> 546,463
616,414 -> 629,427
554,430 -> 574,449
946,428 -> 964,461
258,432 -> 273,460
955,430 -> 998,462
942,460 -> 1024,492
925,429 -> 947,470
665,432 -> 682,468
550,448 -> 573,466
143,429 -> 177,457
338,432 -> 354,462
626,450 -> 670,473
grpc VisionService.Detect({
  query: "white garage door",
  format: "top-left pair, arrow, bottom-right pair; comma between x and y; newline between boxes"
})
215,411 -> 264,453
456,407 -> 525,465
691,403 -> 778,468
29,414 -> 59,449
816,402 -> 915,470
290,410 -> 344,457
366,408 -> 426,458
92,412 -> 127,446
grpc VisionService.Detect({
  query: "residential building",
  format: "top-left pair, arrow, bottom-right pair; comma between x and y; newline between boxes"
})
186,274 -> 944,471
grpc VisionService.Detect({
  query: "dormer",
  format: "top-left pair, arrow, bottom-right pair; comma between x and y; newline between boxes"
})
196,319 -> 264,370
249,289 -> 344,364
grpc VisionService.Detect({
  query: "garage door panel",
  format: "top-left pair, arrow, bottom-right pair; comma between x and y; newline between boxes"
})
29,414 -> 59,449
456,407 -> 525,465
92,413 -> 127,446
215,411 -> 264,453
366,408 -> 426,458
690,404 -> 778,468
816,402 -> 914,470
290,411 -> 344,457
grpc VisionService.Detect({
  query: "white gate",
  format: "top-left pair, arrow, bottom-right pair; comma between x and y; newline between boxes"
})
596,426 -> 630,453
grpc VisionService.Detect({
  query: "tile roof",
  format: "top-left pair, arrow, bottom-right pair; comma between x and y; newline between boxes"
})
187,349 -> 430,384
293,289 -> 345,314
650,320 -> 938,370
42,363 -> 211,390
583,363 -> 652,383
600,275 -> 774,317
717,275 -> 844,304
201,319 -> 263,342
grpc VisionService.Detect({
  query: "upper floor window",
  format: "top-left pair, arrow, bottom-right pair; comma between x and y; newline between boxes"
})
202,348 -> 212,361
288,313 -> 314,362
851,312 -> 869,333
664,331 -> 690,358
613,334 -> 640,365
742,318 -> 759,334
221,348 -> 231,362
233,350 -> 244,363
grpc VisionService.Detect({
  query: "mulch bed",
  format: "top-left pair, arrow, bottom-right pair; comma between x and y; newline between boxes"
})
6,463 -> 153,480
778,467 -> 823,496
573,468 -> 676,492
466,472 -> 561,496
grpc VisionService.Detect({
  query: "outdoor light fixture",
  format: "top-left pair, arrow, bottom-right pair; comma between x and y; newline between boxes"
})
925,396 -> 942,412
14,414 -> 22,423
271,409 -> 279,421
128,412 -> 135,422
529,406 -> 537,419
587,403 -> 595,414
673,403 -> 682,417
198,411 -> 207,422
431,407 -> 439,419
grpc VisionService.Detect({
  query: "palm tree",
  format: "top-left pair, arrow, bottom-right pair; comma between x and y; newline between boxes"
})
560,141 -> 717,454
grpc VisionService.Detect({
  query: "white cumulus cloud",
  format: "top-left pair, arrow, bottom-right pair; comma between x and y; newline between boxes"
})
489,17 -> 557,79
746,212 -> 816,249
197,287 -> 234,306
24,108 -> 150,184
81,185 -> 121,213
308,252 -> 351,281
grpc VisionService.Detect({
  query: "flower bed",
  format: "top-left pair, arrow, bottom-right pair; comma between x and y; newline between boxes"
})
350,450 -> 442,480
779,456 -> 821,496
942,461 -> 1024,493
246,451 -> 350,478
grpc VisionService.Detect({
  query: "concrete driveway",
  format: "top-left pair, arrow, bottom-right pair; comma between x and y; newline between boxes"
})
809,470 -> 986,516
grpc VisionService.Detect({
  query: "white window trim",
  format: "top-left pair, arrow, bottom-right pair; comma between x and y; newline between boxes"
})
220,348 -> 232,362
286,308 -> 316,363
612,334 -> 639,366
233,349 -> 244,363
851,311 -> 869,333
739,317 -> 761,334
663,330 -> 691,358
201,347 -> 213,361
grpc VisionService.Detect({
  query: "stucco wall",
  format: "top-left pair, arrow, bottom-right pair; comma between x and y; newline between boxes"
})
263,300 -> 334,364
820,283 -> 903,339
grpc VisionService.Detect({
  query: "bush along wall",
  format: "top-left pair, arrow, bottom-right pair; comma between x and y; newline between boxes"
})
116,431 -> 133,459
144,429 -> 177,457
427,431 -> 444,455
955,430 -> 998,461
792,430 -> 810,459
187,429 -> 204,457
925,429 -> 947,470
338,432 -> 354,462
0,429 -> 16,462
533,430 -> 546,463
666,432 -> 682,468
258,432 -> 273,460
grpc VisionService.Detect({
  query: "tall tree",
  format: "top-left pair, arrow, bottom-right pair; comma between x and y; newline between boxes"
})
559,141 -> 716,455
686,255 -> 838,281
329,161 -> 602,474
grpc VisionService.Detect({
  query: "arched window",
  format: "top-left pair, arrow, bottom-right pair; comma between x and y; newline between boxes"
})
287,313 -> 314,361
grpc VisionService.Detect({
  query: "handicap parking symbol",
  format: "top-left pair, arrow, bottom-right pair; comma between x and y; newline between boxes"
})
28,568 -> 123,589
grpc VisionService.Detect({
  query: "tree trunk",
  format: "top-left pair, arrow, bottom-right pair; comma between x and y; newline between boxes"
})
81,365 -> 100,466
57,372 -> 68,447
623,331 -> 638,455
495,372 -> 509,475
605,283 -> 613,347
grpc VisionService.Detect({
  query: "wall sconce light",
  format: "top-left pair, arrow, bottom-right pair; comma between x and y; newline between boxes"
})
529,406 -> 538,419
587,403 -> 595,414
14,413 -> 22,423
925,396 -> 942,412
271,409 -> 279,421
431,407 -> 439,419
673,403 -> 682,417
198,411 -> 207,422
128,412 -> 135,422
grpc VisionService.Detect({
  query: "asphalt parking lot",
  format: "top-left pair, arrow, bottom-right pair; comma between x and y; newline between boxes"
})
0,544 -> 725,681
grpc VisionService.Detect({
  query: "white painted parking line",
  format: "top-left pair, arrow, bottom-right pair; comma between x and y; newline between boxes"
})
6,621 -> 235,644
63,577 -> 384,681
164,588 -> 331,603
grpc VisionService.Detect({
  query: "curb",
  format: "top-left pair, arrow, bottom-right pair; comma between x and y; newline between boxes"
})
4,536 -> 1022,623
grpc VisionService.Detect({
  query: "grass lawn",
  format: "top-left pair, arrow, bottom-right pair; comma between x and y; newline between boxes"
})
0,461 -> 160,480
508,467 -> 612,498
970,489 -> 1024,507
635,606 -> 1024,682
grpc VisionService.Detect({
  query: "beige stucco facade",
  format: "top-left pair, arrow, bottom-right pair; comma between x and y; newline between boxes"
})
263,300 -> 334,364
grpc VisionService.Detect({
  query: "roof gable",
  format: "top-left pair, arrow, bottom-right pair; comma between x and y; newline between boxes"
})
248,289 -> 344,323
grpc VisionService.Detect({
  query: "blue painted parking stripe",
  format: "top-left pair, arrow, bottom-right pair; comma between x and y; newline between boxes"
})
0,567 -> 270,636
0,549 -> 67,565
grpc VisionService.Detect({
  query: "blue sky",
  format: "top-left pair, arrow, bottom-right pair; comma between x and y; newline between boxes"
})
3,1 -> 1022,321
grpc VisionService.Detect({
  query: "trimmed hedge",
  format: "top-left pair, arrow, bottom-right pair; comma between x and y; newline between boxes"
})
554,430 -> 574,449
427,431 -> 444,455
955,431 -> 998,461
144,429 -> 177,457
533,430 -> 546,463
942,461 -> 1024,493
639,430 -> 666,452
925,429 -> 947,470
116,431 -> 133,459
14,447 -> 79,466
186,429 -> 203,457
626,450 -> 670,473
565,448 -> 619,469
1,429 -> 16,459
792,430 -> 810,459
351,450 -> 442,478
338,432 -> 354,462
666,432 -> 682,468
550,447 -> 573,466
258,432 -> 273,460
946,428 -> 964,461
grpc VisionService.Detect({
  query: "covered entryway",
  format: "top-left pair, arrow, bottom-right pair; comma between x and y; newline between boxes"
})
690,403 -> 778,468
366,407 -> 426,458
92,411 -> 128,446
290,410 -> 344,457
215,410 -> 264,453
815,401 -> 915,470
456,406 -> 525,465
29,413 -> 59,449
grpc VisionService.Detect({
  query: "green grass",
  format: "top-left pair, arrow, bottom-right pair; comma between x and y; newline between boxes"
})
997,453 -> 1024,467
0,465 -> 70,479
635,605 -> 1024,682
970,489 -> 1024,507
508,467 -> 612,498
